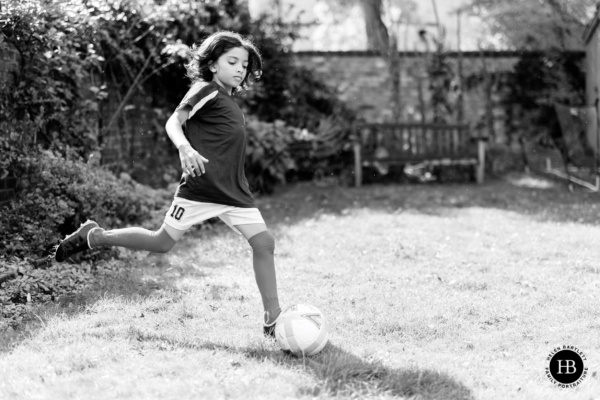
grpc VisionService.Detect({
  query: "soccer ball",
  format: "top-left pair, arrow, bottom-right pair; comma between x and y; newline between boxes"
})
275,304 -> 329,356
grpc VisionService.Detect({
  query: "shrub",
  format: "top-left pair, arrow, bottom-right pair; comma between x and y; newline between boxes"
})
245,117 -> 298,194
0,0 -> 106,155
0,149 -> 172,329
244,114 -> 357,193
286,113 -> 357,185
0,150 -> 171,260
0,256 -> 134,330
0,257 -> 93,306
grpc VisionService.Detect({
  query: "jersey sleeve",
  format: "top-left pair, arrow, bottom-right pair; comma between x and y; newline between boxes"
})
176,81 -> 219,119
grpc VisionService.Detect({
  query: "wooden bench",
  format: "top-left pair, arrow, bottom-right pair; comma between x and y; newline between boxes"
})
353,123 -> 487,186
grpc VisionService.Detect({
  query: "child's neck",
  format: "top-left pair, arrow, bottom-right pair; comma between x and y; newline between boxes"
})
213,79 -> 233,96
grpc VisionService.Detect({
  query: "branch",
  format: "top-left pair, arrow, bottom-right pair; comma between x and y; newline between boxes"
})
136,61 -> 177,87
545,0 -> 586,28
430,0 -> 443,39
132,24 -> 156,44
101,28 -> 167,135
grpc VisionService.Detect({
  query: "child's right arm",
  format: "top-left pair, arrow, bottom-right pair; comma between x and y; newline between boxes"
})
165,108 -> 209,177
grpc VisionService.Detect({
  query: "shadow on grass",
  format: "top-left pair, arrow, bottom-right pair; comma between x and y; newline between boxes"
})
0,247 -> 208,353
63,251 -> 199,305
280,343 -> 473,400
177,339 -> 473,400
261,175 -> 600,231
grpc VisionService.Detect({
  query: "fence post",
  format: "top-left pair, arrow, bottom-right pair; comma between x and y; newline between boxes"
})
352,124 -> 362,187
477,138 -> 486,184
353,141 -> 362,187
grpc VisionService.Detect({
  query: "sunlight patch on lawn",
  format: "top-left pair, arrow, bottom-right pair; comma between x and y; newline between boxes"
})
505,173 -> 557,189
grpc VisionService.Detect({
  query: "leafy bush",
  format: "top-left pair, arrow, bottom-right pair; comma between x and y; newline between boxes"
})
0,256 -> 133,330
0,149 -> 171,329
0,0 -> 106,155
0,257 -> 92,305
505,51 -> 585,147
286,113 -> 357,185
0,0 -> 251,179
0,150 -> 171,260
1,0 -> 358,192
244,114 -> 357,193
245,117 -> 299,194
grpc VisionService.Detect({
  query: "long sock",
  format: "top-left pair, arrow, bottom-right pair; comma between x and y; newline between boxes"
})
89,227 -> 176,254
248,230 -> 280,322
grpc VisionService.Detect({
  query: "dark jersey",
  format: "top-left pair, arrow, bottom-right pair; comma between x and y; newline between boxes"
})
174,81 -> 255,208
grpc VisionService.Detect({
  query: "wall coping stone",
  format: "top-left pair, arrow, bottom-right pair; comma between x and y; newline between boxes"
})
293,50 -> 585,59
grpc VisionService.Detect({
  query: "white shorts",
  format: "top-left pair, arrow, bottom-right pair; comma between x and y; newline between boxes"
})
163,197 -> 265,236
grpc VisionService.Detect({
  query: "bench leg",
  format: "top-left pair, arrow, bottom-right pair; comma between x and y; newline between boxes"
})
476,140 -> 486,184
353,142 -> 362,187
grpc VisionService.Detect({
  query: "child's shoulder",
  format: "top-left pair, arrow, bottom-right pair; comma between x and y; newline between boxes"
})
188,80 -> 219,95
181,80 -> 221,106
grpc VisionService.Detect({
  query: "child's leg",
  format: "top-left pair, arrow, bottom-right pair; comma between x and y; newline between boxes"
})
89,223 -> 184,254
54,221 -> 185,262
235,223 -> 281,323
55,198 -> 202,262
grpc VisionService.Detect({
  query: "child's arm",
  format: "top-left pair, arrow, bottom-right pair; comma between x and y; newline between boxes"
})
165,108 -> 209,177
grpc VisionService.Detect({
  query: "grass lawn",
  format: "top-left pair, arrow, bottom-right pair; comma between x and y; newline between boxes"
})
1,173 -> 599,399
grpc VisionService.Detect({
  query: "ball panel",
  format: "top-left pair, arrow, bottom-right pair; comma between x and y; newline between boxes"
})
275,321 -> 290,350
303,320 -> 328,356
274,304 -> 329,356
291,318 -> 319,349
284,316 -> 301,354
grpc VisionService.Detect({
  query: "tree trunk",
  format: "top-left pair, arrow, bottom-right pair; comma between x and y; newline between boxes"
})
456,10 -> 464,124
359,0 -> 389,51
417,73 -> 426,123
389,36 -> 402,122
481,54 -> 495,141
359,0 -> 403,121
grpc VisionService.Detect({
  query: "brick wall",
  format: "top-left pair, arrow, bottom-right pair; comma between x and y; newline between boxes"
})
0,45 -> 20,206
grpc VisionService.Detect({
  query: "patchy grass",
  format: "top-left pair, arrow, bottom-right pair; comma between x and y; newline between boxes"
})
1,173 -> 600,399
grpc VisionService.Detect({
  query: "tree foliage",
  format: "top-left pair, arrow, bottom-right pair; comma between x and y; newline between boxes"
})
458,0 -> 591,144
1,0 -> 353,179
0,0 -> 105,156
506,52 -> 586,146
459,0 -> 597,50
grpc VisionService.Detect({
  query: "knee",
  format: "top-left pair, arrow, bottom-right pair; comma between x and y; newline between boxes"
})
154,242 -> 174,254
248,230 -> 275,254
154,232 -> 177,254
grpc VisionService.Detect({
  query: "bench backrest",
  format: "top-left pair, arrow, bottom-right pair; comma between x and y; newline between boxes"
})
358,123 -> 476,162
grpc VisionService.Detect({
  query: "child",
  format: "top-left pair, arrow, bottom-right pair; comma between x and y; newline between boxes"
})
54,31 -> 282,337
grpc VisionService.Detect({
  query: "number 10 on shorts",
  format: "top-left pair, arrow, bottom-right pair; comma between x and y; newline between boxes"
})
170,205 -> 186,221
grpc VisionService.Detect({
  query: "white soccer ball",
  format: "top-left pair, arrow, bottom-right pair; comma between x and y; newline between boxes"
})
275,304 -> 329,356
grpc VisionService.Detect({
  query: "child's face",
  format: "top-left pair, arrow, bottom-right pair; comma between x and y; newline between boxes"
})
210,46 -> 249,93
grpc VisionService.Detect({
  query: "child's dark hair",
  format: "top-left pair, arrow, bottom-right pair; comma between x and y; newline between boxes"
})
185,31 -> 262,92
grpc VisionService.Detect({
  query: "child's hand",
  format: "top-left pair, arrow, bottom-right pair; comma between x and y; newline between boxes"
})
178,144 -> 209,177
